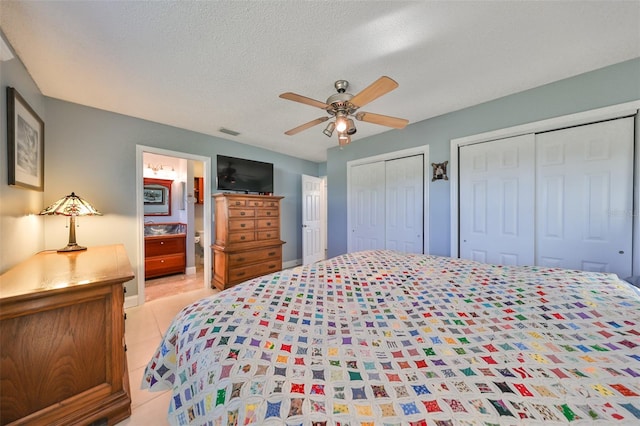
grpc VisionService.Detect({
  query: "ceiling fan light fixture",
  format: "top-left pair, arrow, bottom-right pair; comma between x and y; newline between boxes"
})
338,132 -> 350,147
323,121 -> 335,137
346,118 -> 357,135
335,112 -> 347,133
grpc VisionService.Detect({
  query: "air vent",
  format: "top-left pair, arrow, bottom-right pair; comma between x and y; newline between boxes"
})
219,128 -> 240,137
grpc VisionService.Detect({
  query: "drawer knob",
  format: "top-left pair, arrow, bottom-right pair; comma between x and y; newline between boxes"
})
237,257 -> 245,262
160,241 -> 164,245
160,260 -> 165,263
237,272 -> 246,277
240,236 -> 246,240
240,212 -> 246,216
235,201 -> 241,205
268,251 -> 276,256
266,234 -> 271,238
266,222 -> 271,226
269,265 -> 276,269
240,223 -> 246,228
266,212 -> 271,216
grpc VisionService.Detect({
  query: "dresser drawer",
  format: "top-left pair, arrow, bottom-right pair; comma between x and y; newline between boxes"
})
257,230 -> 279,240
228,231 -> 255,243
145,236 -> 185,257
145,253 -> 185,277
256,208 -> 278,218
228,247 -> 281,267
229,259 -> 281,283
229,199 -> 247,207
247,200 -> 264,207
229,220 -> 255,231
229,209 -> 256,218
256,218 -> 278,229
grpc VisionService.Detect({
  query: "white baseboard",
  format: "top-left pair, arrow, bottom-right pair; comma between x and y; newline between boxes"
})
186,266 -> 196,275
283,258 -> 302,269
124,294 -> 139,309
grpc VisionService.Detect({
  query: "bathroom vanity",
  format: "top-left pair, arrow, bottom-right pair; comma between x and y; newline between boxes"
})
144,223 -> 186,279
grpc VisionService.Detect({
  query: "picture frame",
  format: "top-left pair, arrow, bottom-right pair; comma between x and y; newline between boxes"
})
431,161 -> 448,181
7,87 -> 45,191
143,178 -> 173,216
144,187 -> 166,204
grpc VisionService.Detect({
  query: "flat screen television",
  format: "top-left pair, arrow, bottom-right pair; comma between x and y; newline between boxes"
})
216,155 -> 274,194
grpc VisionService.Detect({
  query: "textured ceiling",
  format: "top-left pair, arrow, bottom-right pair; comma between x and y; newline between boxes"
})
1,1 -> 639,162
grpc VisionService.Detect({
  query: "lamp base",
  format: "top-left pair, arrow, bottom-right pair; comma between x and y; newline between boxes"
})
57,244 -> 87,252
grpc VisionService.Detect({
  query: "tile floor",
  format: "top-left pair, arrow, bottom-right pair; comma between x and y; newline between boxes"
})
144,266 -> 207,302
116,270 -> 218,425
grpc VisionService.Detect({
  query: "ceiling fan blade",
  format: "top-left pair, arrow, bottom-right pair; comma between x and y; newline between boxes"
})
279,92 -> 329,109
349,76 -> 399,108
355,112 -> 409,129
284,117 -> 329,136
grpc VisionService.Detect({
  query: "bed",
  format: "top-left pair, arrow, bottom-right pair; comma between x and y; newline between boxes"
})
142,250 -> 640,425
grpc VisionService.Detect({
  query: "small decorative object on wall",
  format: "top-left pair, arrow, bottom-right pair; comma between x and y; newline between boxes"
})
7,87 -> 45,191
432,161 -> 448,181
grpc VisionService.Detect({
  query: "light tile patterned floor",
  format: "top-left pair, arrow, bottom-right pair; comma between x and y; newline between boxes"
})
144,267 -> 206,302
116,274 -> 218,425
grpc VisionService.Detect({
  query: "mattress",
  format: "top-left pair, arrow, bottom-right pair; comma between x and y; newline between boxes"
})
142,250 -> 640,425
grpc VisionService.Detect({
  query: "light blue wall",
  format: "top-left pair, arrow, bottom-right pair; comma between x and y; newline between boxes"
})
44,98 -> 320,295
326,58 -> 640,258
0,31 -> 47,272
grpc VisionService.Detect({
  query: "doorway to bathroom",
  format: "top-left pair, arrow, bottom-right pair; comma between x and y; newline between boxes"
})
136,145 -> 212,305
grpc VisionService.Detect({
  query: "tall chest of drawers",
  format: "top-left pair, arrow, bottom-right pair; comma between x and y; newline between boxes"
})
213,193 -> 284,290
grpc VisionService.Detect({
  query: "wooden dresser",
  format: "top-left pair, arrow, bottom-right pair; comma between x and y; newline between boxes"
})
213,193 -> 284,290
144,225 -> 186,279
0,245 -> 133,426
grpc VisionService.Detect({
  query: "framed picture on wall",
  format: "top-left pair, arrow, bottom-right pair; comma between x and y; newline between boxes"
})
7,87 -> 45,191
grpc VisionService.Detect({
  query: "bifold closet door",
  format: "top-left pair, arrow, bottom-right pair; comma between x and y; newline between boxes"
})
536,117 -> 633,278
459,134 -> 535,265
385,155 -> 424,253
350,161 -> 386,251
350,155 -> 424,253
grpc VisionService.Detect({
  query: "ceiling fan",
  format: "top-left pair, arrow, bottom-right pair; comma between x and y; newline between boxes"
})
279,76 -> 409,146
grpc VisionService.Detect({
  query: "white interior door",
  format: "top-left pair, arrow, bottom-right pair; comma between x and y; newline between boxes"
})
385,155 -> 424,253
350,161 -> 386,251
536,117 -> 634,278
459,134 -> 535,265
302,174 -> 324,264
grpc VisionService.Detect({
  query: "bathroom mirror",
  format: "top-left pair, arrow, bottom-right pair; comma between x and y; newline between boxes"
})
144,178 -> 172,216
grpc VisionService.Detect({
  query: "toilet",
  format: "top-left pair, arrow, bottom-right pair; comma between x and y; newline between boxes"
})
195,230 -> 206,265
196,230 -> 206,249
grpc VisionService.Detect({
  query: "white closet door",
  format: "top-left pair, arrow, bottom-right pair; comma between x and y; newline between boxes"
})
302,174 -> 324,265
350,161 -> 386,251
459,134 -> 535,265
536,117 -> 633,278
385,155 -> 424,253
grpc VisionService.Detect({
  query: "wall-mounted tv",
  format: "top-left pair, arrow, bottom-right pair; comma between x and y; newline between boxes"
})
216,155 -> 274,194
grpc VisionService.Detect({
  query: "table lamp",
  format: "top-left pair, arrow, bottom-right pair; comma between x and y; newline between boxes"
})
39,192 -> 102,252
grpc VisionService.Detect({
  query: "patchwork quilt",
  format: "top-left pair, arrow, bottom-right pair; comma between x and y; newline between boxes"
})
142,250 -> 640,425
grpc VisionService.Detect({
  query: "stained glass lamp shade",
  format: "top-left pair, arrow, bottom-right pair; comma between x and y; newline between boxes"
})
39,192 -> 102,252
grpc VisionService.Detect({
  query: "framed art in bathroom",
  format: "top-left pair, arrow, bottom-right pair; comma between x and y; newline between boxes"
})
7,87 -> 45,191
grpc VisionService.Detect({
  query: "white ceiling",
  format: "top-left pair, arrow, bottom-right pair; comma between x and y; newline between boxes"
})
1,1 -> 639,162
